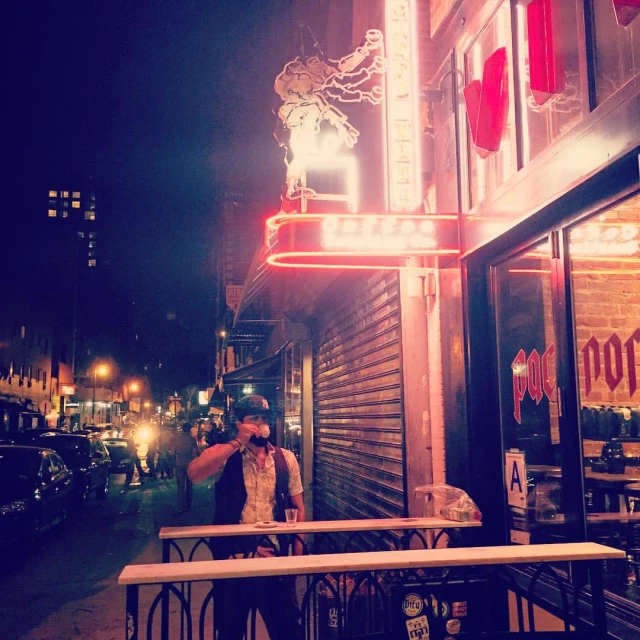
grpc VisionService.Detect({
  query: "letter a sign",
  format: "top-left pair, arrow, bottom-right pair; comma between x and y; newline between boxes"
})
505,451 -> 527,508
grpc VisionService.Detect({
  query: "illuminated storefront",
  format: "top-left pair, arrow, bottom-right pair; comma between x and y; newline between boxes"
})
233,0 -> 639,631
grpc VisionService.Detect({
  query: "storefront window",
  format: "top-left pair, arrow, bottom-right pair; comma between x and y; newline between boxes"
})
463,0 -> 517,209
515,0 -> 586,164
592,0 -> 640,105
569,191 -> 640,600
493,238 -> 565,545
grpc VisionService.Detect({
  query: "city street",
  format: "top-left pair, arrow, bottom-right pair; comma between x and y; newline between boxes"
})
0,473 -> 216,640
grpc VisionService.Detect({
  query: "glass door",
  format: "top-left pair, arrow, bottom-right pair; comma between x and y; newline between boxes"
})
493,237 -> 566,544
567,191 -> 640,598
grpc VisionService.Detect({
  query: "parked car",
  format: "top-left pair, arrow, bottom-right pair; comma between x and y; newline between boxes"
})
102,437 -> 134,475
29,433 -> 111,505
0,445 -> 74,547
9,428 -> 68,444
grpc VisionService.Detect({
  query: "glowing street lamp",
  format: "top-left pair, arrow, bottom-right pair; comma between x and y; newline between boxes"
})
91,364 -> 109,424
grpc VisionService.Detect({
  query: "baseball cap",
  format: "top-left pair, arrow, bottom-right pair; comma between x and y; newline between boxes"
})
235,395 -> 270,418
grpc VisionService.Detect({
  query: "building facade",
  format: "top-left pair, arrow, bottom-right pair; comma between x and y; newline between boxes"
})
227,0 -> 639,633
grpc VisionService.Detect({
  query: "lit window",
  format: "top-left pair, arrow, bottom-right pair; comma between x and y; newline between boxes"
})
78,231 -> 85,238
48,210 -> 57,217
88,259 -> 97,267
72,201 -> 80,208
20,326 -> 26,339
61,191 -> 69,198
88,241 -> 96,248
89,232 -> 97,239
85,211 -> 96,221
49,190 -> 57,197
62,211 -> 68,218
72,191 -> 81,198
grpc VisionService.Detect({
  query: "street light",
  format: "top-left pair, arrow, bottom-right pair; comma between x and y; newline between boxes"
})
92,364 -> 109,424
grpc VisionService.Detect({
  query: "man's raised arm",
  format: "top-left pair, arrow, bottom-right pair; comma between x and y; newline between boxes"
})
187,421 -> 259,483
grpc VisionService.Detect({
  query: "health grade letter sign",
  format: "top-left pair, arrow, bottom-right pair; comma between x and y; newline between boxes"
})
265,212 -> 459,270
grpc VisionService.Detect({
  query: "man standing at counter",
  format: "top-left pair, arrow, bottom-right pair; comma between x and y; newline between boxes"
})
187,394 -> 304,639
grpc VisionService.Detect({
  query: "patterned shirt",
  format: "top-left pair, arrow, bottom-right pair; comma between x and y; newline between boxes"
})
225,444 -> 303,524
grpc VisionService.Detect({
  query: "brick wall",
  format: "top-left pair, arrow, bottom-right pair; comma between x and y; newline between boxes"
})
572,194 -> 640,406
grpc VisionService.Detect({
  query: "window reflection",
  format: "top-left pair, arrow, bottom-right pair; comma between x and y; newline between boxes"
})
569,191 -> 640,600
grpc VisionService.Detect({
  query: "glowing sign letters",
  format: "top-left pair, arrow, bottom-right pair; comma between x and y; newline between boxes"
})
463,47 -> 509,158
512,345 -> 556,424
570,224 -> 640,258
385,0 -> 421,211
527,0 -> 565,105
582,329 -> 640,397
265,212 -> 459,270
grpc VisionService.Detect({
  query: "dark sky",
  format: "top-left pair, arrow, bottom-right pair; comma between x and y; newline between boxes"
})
7,0 -> 295,390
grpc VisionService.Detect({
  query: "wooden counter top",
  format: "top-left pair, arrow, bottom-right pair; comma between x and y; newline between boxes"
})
119,542 -> 624,586
159,516 -> 481,540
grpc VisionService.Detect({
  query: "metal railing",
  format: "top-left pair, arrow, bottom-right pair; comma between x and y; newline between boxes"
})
119,542 -> 623,640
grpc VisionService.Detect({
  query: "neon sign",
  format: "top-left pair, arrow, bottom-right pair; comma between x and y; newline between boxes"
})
463,47 -> 509,158
274,30 -> 385,211
265,212 -> 459,270
527,0 -> 565,105
385,0 -> 422,211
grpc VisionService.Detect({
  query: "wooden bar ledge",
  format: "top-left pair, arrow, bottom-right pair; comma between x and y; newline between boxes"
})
119,542 -> 623,586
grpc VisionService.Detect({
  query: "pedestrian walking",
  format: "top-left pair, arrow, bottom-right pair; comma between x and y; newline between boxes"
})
156,428 -> 174,479
124,434 -> 145,487
146,434 -> 158,479
174,422 -> 198,513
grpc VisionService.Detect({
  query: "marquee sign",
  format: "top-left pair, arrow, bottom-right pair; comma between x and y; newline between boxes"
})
265,212 -> 459,269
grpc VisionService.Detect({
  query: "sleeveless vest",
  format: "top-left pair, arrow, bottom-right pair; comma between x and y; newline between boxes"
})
210,447 -> 292,559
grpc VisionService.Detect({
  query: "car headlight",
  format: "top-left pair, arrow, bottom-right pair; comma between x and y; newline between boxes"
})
137,426 -> 152,443
0,500 -> 28,515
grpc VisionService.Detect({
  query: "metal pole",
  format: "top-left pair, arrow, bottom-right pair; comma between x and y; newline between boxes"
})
91,370 -> 96,424
125,585 -> 139,640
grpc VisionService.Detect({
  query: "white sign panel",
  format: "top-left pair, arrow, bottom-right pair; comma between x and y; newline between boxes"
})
505,451 -> 527,508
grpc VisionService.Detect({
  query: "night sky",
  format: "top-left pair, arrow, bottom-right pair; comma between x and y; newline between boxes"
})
7,0 -> 296,392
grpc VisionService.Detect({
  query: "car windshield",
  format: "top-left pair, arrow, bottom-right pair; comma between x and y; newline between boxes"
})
0,449 -> 40,484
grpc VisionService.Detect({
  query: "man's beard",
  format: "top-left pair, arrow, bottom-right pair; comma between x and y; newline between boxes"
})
249,435 -> 269,447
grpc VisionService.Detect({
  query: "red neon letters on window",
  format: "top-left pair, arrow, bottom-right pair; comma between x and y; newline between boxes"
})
463,47 -> 509,158
613,0 -> 640,27
527,0 -> 565,105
